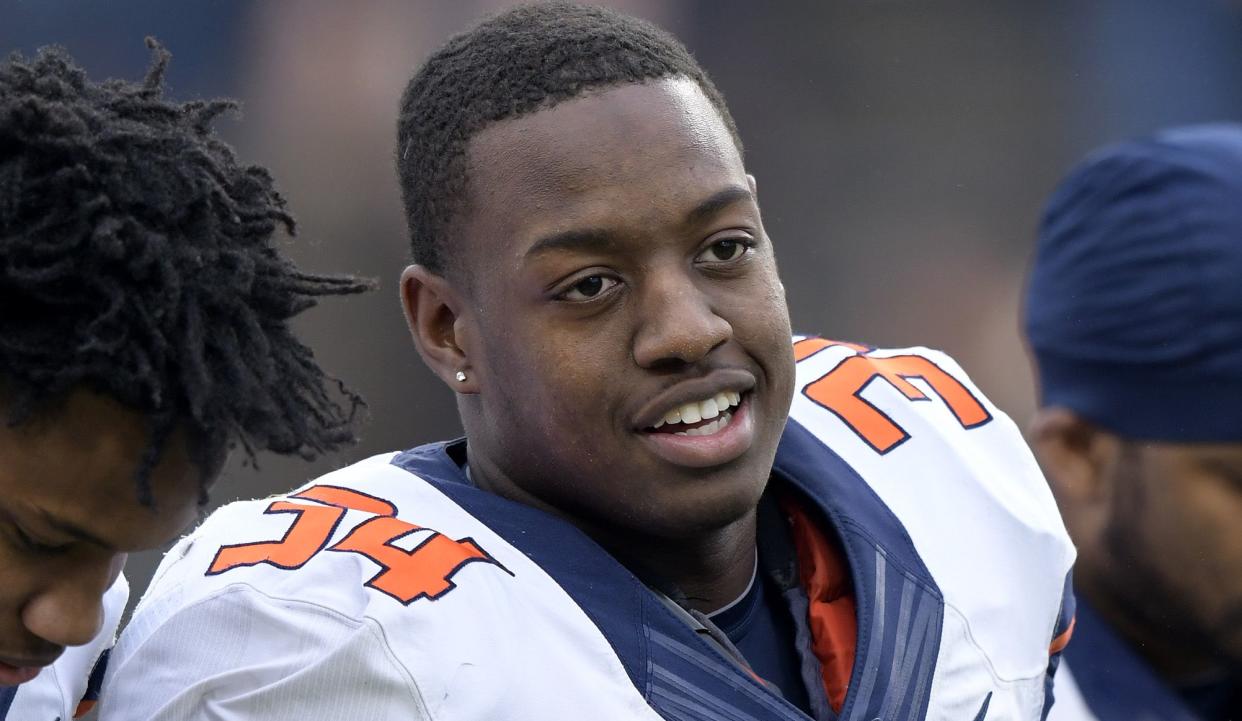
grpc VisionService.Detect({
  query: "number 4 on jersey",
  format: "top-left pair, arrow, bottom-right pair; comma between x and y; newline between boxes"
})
207,484 -> 510,604
794,338 -> 992,454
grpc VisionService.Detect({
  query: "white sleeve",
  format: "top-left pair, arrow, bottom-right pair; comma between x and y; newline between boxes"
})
97,584 -> 429,721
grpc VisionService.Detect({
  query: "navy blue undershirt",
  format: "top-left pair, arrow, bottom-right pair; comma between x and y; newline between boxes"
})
710,565 -> 811,712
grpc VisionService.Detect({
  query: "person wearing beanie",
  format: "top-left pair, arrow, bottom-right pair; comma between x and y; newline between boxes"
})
1026,124 -> 1242,721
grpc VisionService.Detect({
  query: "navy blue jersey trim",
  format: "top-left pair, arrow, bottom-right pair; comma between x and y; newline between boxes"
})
83,648 -> 110,702
773,419 -> 944,721
0,685 -> 14,718
973,691 -> 993,721
650,663 -> 769,721
1042,571 -> 1076,719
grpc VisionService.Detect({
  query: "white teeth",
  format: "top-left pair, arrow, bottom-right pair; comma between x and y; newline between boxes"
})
652,392 -> 744,430
660,407 -> 682,427
684,411 -> 732,436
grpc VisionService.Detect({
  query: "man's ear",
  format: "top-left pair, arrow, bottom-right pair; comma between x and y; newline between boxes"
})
1028,407 -> 1122,519
746,173 -> 758,196
400,264 -> 477,393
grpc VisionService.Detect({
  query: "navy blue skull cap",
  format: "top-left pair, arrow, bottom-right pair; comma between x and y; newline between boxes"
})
1025,124 -> 1242,442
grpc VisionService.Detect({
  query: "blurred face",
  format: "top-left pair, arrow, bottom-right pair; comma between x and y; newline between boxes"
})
1095,442 -> 1242,674
0,389 -> 201,686
449,78 -> 795,542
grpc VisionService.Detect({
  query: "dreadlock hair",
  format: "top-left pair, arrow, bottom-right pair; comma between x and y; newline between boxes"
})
396,2 -> 742,275
0,39 -> 372,503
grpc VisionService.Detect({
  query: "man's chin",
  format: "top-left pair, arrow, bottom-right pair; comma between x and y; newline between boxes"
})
641,477 -> 767,538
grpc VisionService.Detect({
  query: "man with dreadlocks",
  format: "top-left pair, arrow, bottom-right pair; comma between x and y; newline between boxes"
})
0,40 -> 368,719
104,6 -> 1074,721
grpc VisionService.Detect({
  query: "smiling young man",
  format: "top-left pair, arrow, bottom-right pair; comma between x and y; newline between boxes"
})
0,43 -> 368,719
1026,125 -> 1242,721
102,6 -> 1075,721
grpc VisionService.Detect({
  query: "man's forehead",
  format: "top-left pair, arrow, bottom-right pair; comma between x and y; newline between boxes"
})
464,77 -> 741,190
0,390 -> 204,548
22,451 -> 202,553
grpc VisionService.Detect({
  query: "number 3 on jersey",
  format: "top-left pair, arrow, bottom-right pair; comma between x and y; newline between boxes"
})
794,337 -> 992,454
207,484 -> 510,604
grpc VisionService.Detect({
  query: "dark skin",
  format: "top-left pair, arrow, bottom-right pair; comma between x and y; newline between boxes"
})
1031,408 -> 1242,684
0,389 -> 202,684
402,78 -> 796,612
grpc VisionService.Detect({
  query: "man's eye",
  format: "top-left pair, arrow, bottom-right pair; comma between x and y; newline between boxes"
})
698,238 -> 750,263
559,275 -> 618,302
12,525 -> 67,554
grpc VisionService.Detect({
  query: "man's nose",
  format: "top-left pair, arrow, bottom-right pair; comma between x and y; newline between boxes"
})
632,270 -> 732,369
21,556 -> 118,648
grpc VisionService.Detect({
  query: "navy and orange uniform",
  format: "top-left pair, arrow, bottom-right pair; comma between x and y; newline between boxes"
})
100,339 -> 1075,721
1,579 -> 125,720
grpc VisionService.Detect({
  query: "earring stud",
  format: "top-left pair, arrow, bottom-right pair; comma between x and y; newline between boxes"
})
455,370 -> 468,383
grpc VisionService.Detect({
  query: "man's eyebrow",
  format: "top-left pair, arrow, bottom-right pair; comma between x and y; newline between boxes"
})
525,228 -> 618,260
683,185 -> 754,228
523,185 -> 756,261
37,509 -> 116,551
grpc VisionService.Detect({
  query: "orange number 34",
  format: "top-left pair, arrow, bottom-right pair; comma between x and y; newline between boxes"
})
208,485 -> 509,604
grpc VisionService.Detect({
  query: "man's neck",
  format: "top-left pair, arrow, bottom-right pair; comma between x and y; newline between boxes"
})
466,456 -> 759,614
603,511 -> 759,614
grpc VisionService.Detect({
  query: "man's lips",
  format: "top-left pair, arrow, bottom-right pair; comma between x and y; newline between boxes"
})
632,368 -> 756,431
0,656 -> 49,686
637,393 -> 755,468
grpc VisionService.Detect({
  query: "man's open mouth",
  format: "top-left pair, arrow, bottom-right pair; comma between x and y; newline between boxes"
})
646,391 -> 743,436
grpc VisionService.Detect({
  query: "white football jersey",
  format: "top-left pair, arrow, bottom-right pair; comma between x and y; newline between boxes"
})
100,340 -> 1075,721
4,574 -> 127,721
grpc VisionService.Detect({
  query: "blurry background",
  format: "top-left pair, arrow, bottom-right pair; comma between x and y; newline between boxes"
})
3,0 -> 1241,615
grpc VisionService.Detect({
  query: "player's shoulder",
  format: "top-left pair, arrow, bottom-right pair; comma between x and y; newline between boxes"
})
785,333 -> 1066,539
789,335 -> 1035,484
135,451 -> 503,619
789,335 -> 992,437
106,449 -> 659,721
785,334 -> 1074,685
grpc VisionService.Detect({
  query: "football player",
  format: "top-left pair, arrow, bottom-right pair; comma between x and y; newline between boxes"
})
102,6 -> 1075,720
1026,125 -> 1242,721
0,41 -> 369,719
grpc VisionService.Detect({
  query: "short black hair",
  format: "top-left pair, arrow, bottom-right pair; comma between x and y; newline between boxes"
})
0,40 -> 372,501
396,2 -> 741,274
